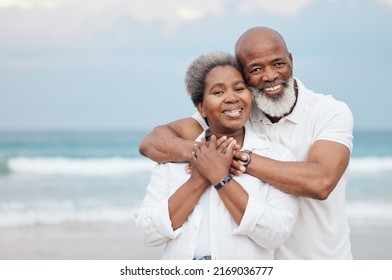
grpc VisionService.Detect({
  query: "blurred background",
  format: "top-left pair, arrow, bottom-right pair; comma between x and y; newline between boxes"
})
0,0 -> 391,260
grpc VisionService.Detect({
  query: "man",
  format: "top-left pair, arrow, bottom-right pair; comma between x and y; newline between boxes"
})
139,26 -> 354,259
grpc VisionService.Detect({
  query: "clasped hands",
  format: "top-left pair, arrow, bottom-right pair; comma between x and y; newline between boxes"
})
187,134 -> 247,185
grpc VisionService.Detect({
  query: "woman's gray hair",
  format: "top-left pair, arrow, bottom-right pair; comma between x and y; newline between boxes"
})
185,51 -> 242,106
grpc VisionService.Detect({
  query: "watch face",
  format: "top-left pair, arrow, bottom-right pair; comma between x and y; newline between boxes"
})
238,159 -> 247,166
238,152 -> 251,166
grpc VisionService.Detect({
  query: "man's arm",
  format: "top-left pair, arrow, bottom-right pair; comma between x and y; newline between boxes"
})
139,117 -> 203,163
234,140 -> 350,200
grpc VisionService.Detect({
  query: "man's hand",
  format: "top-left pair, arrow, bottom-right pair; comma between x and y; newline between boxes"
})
230,150 -> 248,176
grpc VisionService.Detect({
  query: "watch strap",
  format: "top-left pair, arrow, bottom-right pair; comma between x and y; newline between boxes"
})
214,174 -> 233,190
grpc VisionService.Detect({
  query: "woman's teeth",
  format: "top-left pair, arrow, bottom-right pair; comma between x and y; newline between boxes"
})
223,109 -> 242,116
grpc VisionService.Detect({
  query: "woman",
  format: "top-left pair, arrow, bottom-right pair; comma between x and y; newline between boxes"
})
135,52 -> 299,259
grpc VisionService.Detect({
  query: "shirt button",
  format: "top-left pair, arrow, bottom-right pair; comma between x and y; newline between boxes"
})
194,226 -> 198,231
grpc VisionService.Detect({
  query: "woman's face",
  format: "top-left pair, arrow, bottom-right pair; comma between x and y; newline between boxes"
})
197,65 -> 252,136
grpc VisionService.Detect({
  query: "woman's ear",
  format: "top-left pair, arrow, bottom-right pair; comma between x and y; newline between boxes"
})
197,102 -> 207,118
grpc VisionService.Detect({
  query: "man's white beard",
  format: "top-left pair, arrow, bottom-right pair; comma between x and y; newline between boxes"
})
250,77 -> 296,118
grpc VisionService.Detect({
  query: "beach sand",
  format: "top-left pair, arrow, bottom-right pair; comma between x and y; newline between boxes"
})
0,222 -> 162,260
350,220 -> 392,260
0,220 -> 390,260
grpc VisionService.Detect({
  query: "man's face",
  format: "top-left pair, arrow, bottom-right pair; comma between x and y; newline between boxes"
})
237,36 -> 295,118
237,33 -> 293,89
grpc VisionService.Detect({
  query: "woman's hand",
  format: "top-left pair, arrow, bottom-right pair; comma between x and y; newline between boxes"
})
191,135 -> 236,185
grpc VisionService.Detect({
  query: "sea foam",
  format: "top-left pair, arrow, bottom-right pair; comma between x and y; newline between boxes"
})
7,157 -> 155,176
349,156 -> 392,173
5,156 -> 392,176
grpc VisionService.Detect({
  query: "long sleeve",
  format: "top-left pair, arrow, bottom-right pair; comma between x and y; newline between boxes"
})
233,144 -> 299,249
135,164 -> 182,247
234,182 -> 299,249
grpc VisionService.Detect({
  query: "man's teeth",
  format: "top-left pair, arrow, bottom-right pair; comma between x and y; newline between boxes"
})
224,109 -> 242,116
264,84 -> 281,92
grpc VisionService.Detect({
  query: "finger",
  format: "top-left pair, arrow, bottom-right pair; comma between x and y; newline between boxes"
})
217,137 -> 233,153
192,145 -> 201,159
233,149 -> 244,160
210,134 -> 217,148
231,159 -> 246,175
184,164 -> 192,174
193,143 -> 201,152
230,166 -> 243,176
216,135 -> 228,146
225,139 -> 237,156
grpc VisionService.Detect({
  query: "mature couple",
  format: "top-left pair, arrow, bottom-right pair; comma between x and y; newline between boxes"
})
135,26 -> 354,260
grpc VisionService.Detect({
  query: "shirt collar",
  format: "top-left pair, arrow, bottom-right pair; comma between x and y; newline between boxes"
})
196,126 -> 271,151
242,125 -> 271,150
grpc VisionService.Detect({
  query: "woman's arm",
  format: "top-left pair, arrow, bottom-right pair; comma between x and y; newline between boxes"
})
135,163 -> 209,246
168,168 -> 210,230
192,136 -> 248,225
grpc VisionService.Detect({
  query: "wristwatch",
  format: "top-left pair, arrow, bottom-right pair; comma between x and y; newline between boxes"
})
238,149 -> 252,167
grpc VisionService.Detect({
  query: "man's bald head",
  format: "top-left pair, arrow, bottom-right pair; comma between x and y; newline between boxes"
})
235,27 -> 289,63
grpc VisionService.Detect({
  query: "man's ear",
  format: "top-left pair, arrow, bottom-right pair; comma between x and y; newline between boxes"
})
197,102 -> 207,118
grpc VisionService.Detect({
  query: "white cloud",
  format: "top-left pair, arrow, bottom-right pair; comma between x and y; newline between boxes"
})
0,0 -> 31,9
176,7 -> 203,20
377,0 -> 392,8
1,0 -> 390,47
0,0 -> 56,9
237,0 -> 314,18
123,0 -> 226,24
0,0 -> 228,46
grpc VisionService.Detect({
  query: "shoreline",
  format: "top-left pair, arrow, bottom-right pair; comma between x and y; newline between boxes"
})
0,220 -> 390,260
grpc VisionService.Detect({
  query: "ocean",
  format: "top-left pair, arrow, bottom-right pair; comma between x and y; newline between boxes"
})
0,129 -> 391,229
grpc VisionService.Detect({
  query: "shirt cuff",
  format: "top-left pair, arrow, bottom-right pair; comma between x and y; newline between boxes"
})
151,198 -> 182,239
233,190 -> 267,235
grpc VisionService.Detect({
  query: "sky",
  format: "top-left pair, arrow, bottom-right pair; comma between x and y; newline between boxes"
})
0,0 -> 392,131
